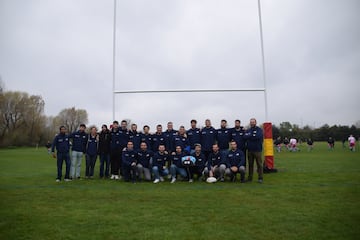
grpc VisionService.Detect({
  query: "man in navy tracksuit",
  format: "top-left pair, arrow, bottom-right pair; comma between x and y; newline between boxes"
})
170,145 -> 187,183
136,142 -> 153,181
226,141 -> 246,182
207,143 -> 227,181
140,125 -> 152,150
69,124 -> 87,179
164,122 -> 177,153
244,118 -> 264,183
51,126 -> 71,182
152,125 -> 166,153
187,119 -> 201,154
172,126 -> 190,154
152,144 -> 169,184
231,119 -> 247,160
216,119 -> 231,159
122,141 -> 137,183
85,126 -> 98,179
98,124 -> 111,178
189,144 -> 207,181
201,119 -> 216,161
110,121 -> 122,180
117,120 -> 130,176
129,123 -> 141,151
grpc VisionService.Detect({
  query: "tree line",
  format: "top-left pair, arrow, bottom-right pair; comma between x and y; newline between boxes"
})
0,89 -> 358,147
0,89 -> 88,147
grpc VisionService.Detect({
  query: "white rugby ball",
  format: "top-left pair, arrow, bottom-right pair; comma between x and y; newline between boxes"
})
206,177 -> 217,183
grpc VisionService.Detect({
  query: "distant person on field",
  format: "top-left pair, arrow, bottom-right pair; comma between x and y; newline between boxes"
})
69,123 -> 87,179
85,126 -> 99,179
244,118 -> 264,183
283,137 -> 290,150
51,126 -> 71,182
348,135 -> 356,152
45,140 -> 52,154
274,137 -> 282,153
289,138 -> 298,152
327,137 -> 335,150
307,138 -> 314,152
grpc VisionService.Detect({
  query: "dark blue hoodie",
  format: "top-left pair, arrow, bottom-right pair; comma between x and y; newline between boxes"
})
69,130 -> 87,152
216,127 -> 231,150
51,133 -> 70,153
226,149 -> 245,168
201,127 -> 216,151
244,126 -> 263,152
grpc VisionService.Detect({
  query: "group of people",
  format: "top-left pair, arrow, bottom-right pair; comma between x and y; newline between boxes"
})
51,118 -> 264,184
274,135 -> 357,152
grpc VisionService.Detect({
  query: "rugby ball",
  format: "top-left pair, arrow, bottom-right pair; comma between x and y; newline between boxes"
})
206,177 -> 217,183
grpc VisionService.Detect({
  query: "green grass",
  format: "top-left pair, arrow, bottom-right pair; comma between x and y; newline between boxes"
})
0,142 -> 359,240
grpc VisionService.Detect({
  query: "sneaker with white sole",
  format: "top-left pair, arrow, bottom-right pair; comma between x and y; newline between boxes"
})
56,179 -> 61,182
153,179 -> 160,184
114,175 -> 120,180
189,179 -> 194,183
64,178 -> 72,182
159,177 -> 164,182
171,178 -> 176,184
110,175 -> 115,180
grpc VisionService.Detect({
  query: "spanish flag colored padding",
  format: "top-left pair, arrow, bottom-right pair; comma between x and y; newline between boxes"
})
263,122 -> 274,169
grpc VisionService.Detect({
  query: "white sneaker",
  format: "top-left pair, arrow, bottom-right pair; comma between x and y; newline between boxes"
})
110,175 -> 115,180
64,178 -> 72,182
153,179 -> 160,184
160,177 -> 164,182
189,179 -> 194,183
56,179 -> 60,182
114,175 -> 120,180
171,178 -> 176,184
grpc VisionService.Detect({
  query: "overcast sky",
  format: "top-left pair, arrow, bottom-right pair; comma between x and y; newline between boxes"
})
1,0 -> 359,131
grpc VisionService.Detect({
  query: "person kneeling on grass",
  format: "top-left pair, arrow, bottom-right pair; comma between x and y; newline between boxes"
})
189,144 -> 208,182
152,144 -> 169,184
207,144 -> 227,182
136,142 -> 153,181
122,141 -> 137,183
51,126 -> 72,182
225,141 -> 246,183
170,145 -> 188,183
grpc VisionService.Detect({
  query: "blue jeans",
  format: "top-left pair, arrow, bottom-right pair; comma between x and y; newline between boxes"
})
170,164 -> 188,179
57,152 -> 70,180
152,166 -> 169,180
99,153 -> 110,177
85,154 -> 97,177
71,151 -> 83,178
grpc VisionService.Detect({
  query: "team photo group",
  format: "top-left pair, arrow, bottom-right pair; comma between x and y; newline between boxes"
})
51,118 -> 264,184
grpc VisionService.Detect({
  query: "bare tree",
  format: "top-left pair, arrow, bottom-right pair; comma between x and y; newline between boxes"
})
55,107 -> 88,133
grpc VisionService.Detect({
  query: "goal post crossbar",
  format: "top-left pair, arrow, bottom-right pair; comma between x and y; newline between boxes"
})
114,88 -> 265,94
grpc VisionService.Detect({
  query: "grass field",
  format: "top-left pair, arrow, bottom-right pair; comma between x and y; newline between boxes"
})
0,142 -> 359,240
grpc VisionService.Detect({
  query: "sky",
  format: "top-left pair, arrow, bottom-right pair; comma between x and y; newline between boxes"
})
1,0 -> 359,131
